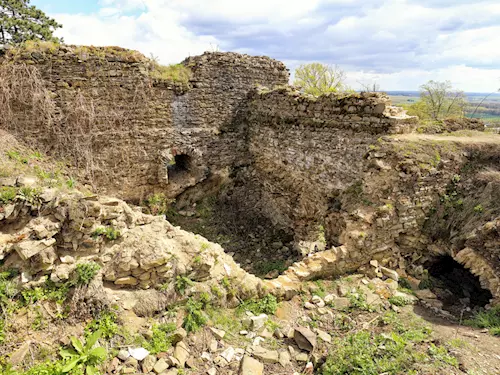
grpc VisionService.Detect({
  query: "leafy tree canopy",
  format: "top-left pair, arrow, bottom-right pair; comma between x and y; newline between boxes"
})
0,0 -> 62,45
294,62 -> 350,96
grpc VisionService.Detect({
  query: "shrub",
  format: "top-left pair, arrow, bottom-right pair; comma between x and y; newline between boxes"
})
388,295 -> 410,307
143,193 -> 172,216
321,328 -> 456,375
175,275 -> 194,296
183,298 -> 207,333
238,294 -> 278,316
91,227 -> 121,241
145,323 -> 177,354
474,204 -> 484,214
85,310 -> 118,339
465,305 -> 500,336
75,262 -> 101,285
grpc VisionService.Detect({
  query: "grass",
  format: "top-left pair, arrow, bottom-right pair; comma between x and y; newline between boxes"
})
237,294 -> 278,316
144,322 -> 177,354
149,63 -> 192,83
321,322 -> 457,375
91,226 -> 121,241
465,305 -> 500,336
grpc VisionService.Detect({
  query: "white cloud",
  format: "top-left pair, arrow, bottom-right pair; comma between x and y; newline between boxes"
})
46,0 -> 500,91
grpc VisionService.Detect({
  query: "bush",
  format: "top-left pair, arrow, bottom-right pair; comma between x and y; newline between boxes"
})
388,296 -> 410,307
143,193 -> 172,216
238,294 -> 278,316
91,226 -> 121,241
145,323 -> 177,354
175,275 -> 194,296
183,298 -> 207,333
75,262 -> 101,285
85,310 -> 118,339
465,305 -> 500,336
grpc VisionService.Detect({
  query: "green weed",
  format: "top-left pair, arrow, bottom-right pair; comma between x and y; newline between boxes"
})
0,186 -> 17,204
91,227 -> 121,241
237,294 -> 278,316
183,298 -> 207,333
175,275 -> 194,295
465,305 -> 500,336
85,310 -> 118,339
75,262 -> 101,286
145,322 -> 177,354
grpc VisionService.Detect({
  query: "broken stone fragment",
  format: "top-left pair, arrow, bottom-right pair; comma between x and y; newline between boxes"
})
174,341 -> 189,367
15,239 -> 56,260
293,327 -> 317,352
141,355 -> 157,373
114,276 -> 138,286
380,266 -> 399,281
239,355 -> 263,375
153,358 -> 169,374
251,346 -> 279,364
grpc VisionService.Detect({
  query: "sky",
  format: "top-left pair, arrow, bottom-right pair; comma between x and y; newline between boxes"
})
32,0 -> 500,92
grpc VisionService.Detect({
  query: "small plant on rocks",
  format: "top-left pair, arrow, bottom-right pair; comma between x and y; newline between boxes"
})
75,262 -> 101,286
237,294 -> 278,315
183,298 -> 207,333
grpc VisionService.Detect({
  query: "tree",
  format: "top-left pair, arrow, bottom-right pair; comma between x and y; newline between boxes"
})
418,80 -> 466,120
294,63 -> 349,96
0,0 -> 62,45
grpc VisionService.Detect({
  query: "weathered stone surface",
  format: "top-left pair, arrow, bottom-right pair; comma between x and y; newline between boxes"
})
174,342 -> 189,367
293,327 -> 317,352
239,356 -> 263,375
252,346 -> 279,363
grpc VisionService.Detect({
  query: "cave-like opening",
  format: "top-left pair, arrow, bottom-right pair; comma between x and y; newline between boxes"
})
425,255 -> 492,314
168,154 -> 192,180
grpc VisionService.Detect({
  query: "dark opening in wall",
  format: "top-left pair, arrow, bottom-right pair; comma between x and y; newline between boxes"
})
425,255 -> 492,314
168,154 -> 192,180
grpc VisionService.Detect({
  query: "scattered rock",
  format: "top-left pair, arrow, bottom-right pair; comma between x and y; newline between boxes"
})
380,266 -> 399,281
296,353 -> 309,362
210,339 -> 218,353
174,342 -> 189,367
293,327 -> 317,352
304,302 -> 316,310
316,329 -> 331,343
239,355 -> 263,375
153,358 -> 169,374
220,347 -> 235,362
117,349 -> 130,361
208,368 -> 217,375
415,289 -> 437,300
141,355 -> 157,373
279,351 -> 291,367
311,295 -> 325,307
333,297 -> 351,309
171,328 -> 187,344
246,314 -> 268,331
252,346 -> 280,363
210,327 -> 226,340
9,341 -> 31,366
128,347 -> 149,361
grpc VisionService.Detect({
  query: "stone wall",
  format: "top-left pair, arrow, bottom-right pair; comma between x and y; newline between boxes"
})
234,87 -> 417,251
0,46 -> 288,201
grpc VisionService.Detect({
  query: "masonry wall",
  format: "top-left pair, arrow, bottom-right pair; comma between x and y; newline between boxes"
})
0,46 -> 288,201
238,88 -> 417,251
